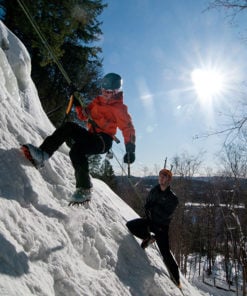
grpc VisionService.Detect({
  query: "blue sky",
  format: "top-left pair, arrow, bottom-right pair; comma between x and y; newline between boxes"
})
99,0 -> 247,176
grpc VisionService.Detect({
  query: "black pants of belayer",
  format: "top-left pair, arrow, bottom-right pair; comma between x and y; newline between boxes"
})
126,218 -> 180,284
39,122 -> 113,189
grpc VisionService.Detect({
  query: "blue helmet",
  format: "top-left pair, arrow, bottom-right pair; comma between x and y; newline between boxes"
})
101,73 -> 122,90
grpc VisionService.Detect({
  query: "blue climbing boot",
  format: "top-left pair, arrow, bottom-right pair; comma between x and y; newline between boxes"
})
68,188 -> 92,206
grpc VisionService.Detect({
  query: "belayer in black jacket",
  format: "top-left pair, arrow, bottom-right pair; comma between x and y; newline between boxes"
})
126,168 -> 180,287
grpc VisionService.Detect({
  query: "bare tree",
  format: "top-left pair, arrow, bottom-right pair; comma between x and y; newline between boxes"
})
208,1 -> 247,13
217,143 -> 247,295
201,1 -> 247,146
195,98 -> 247,149
219,142 -> 247,179
172,151 -> 204,179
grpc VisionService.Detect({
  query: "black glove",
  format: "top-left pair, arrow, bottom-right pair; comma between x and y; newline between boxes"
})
68,83 -> 85,106
123,152 -> 135,164
123,142 -> 135,164
73,94 -> 81,107
67,84 -> 81,106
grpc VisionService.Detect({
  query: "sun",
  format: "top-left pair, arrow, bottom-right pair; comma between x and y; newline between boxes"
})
191,68 -> 224,101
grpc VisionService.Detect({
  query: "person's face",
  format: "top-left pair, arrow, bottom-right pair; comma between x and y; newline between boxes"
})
158,172 -> 170,188
102,89 -> 115,99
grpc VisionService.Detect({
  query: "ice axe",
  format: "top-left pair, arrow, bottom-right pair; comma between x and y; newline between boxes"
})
62,94 -> 74,124
127,154 -> 131,178
62,88 -> 86,125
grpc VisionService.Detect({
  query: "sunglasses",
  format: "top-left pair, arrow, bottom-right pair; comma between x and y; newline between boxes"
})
102,89 -> 114,94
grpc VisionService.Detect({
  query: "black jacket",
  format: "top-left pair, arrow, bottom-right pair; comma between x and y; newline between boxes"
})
144,185 -> 178,228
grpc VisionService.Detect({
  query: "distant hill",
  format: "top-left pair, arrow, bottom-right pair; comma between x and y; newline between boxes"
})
114,175 -> 247,215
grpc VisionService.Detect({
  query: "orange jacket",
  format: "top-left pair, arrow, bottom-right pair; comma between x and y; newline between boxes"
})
75,92 -> 135,145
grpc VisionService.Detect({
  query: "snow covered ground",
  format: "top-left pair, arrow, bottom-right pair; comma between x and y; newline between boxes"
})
0,20 -> 232,296
186,254 -> 239,296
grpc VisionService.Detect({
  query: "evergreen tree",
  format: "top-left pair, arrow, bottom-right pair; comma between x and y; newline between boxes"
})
99,158 -> 117,190
0,0 -> 106,125
88,154 -> 102,178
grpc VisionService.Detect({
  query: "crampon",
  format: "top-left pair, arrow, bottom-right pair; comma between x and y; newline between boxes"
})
68,199 -> 91,207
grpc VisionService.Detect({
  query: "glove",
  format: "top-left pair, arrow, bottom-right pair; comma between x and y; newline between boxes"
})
123,152 -> 135,164
123,142 -> 135,164
67,83 -> 81,106
73,95 -> 81,107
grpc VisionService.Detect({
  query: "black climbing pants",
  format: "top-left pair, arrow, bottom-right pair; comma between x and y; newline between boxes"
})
126,218 -> 180,284
40,122 -> 113,188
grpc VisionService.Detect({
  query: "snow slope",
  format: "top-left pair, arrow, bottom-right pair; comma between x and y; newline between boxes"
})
0,21 -> 206,296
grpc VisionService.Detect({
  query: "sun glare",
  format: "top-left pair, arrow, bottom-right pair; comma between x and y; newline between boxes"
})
191,68 -> 224,100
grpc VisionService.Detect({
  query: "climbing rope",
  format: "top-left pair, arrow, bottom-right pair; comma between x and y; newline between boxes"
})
112,151 -> 142,201
16,0 -> 72,85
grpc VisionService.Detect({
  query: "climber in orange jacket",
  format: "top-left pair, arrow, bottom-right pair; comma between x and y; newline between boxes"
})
75,83 -> 135,146
22,73 -> 136,204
